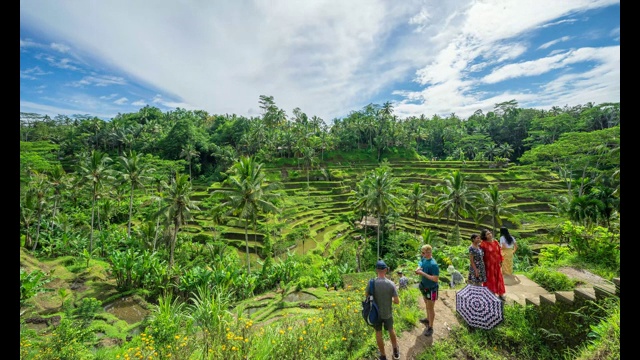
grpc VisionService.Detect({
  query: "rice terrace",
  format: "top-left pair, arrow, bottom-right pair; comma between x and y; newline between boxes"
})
19,98 -> 620,360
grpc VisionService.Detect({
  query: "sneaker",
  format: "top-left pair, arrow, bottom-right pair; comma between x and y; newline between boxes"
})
378,356 -> 387,360
393,347 -> 400,360
424,327 -> 434,337
419,318 -> 429,326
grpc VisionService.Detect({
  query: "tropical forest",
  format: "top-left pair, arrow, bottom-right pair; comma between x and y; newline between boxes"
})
19,97 -> 620,359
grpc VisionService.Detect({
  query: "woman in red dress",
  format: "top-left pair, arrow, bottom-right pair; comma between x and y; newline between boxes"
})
479,229 -> 506,299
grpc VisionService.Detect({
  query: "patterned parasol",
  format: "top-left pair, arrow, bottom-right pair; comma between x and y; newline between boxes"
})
455,284 -> 504,329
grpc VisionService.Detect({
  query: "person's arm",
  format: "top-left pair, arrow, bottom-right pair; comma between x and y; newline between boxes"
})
469,253 -> 479,276
392,294 -> 400,305
416,268 -> 437,282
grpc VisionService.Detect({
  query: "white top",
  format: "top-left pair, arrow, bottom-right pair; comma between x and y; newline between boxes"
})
500,235 -> 516,248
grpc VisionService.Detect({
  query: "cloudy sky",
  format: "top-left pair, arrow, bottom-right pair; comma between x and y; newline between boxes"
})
20,0 -> 619,124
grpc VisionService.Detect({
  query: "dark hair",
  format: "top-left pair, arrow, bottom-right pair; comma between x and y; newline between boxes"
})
470,233 -> 479,241
500,227 -> 515,245
480,229 -> 491,240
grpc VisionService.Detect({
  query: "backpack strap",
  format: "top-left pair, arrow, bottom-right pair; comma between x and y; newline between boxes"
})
369,278 -> 375,298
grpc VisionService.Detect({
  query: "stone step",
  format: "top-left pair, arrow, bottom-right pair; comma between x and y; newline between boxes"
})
593,284 -> 617,301
554,291 -> 574,305
573,287 -> 597,303
613,278 -> 620,295
525,296 -> 540,307
539,293 -> 557,306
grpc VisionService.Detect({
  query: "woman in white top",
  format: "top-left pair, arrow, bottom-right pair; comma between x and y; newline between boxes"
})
499,227 -> 517,275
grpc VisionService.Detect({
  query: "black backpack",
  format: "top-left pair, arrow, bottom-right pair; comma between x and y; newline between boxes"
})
361,278 -> 379,326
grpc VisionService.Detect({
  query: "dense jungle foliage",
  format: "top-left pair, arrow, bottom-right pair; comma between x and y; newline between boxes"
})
20,98 -> 620,359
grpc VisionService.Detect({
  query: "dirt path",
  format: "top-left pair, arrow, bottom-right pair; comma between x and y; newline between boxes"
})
384,288 -> 461,360
383,278 -> 542,359
382,269 -> 612,359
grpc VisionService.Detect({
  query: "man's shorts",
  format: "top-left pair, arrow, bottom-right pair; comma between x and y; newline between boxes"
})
373,316 -> 394,331
419,286 -> 438,301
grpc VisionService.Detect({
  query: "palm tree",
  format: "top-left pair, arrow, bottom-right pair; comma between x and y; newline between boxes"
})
28,172 -> 52,251
118,150 -> 154,236
180,143 -> 200,180
405,183 -> 429,239
157,173 -> 199,268
433,170 -> 475,244
46,164 -> 70,229
213,156 -> 280,273
300,146 -> 318,202
368,167 -> 400,260
484,143 -> 498,161
497,143 -> 514,160
351,177 -> 374,272
475,184 -> 514,235
77,150 -> 114,254
20,190 -> 37,249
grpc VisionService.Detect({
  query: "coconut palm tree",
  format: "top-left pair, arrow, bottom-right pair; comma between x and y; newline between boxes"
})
77,150 -> 114,254
213,156 -> 280,273
180,143 -> 200,180
475,184 -> 514,235
300,146 -> 318,202
433,170 -> 476,244
157,173 -> 199,269
350,176 -> 374,272
405,182 -> 429,239
367,167 -> 400,260
46,164 -> 71,229
118,150 -> 154,236
20,189 -> 37,249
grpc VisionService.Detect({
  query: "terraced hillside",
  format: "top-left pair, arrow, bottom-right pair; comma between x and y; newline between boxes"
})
186,160 -> 566,265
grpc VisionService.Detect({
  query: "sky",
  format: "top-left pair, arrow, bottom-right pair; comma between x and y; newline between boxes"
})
20,0 -> 620,124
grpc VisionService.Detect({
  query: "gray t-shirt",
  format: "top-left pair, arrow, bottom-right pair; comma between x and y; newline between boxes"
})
366,277 -> 398,320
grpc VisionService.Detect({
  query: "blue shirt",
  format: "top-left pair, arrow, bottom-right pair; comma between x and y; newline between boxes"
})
419,257 -> 439,290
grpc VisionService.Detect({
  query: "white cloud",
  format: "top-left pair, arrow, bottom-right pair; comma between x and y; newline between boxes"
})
20,0 -> 619,121
70,75 -> 127,88
50,42 -> 71,53
538,36 -> 572,50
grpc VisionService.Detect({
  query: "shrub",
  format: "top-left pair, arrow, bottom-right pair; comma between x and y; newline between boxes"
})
527,267 -> 576,292
20,268 -> 52,306
537,244 -> 572,267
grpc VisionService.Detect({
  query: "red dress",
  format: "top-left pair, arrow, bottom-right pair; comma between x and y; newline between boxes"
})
480,239 -> 505,295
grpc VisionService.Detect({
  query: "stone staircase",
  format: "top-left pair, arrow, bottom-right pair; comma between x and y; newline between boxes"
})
513,276 -> 619,350
521,277 -> 619,308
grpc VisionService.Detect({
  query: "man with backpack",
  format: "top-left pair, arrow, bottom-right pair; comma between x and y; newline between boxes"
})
365,260 -> 401,360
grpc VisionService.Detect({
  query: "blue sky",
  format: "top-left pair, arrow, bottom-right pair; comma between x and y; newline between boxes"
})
20,0 -> 619,123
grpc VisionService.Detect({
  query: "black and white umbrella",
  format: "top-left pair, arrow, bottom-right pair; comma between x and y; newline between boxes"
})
455,284 -> 504,330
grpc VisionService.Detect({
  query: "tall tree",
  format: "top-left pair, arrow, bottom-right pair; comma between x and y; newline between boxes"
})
213,156 -> 280,273
300,146 -> 318,203
78,150 -> 114,254
475,184 -> 514,235
46,164 -> 71,229
367,167 -> 400,260
433,170 -> 475,244
180,143 -> 200,180
405,183 -> 430,239
351,177 -> 374,272
118,150 -> 154,237
157,173 -> 199,268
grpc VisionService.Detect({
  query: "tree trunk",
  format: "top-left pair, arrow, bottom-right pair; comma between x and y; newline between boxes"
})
245,222 -> 251,274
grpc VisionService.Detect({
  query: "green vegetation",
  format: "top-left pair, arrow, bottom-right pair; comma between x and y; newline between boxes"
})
20,99 -> 619,359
